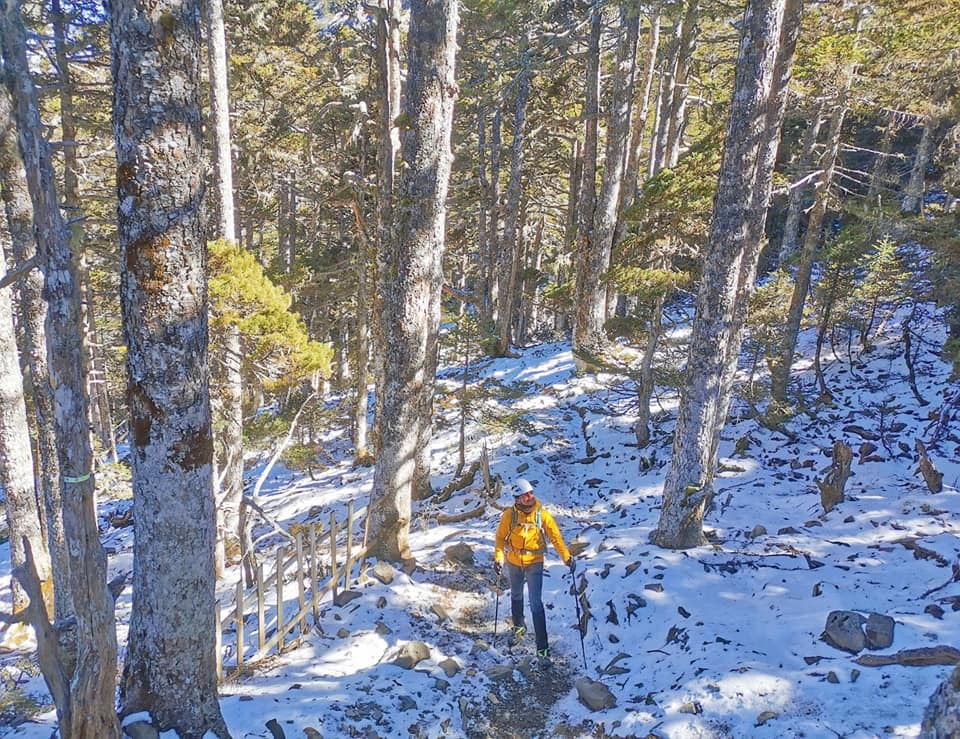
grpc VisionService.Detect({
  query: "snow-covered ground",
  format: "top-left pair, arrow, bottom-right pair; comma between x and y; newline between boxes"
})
2,305 -> 960,738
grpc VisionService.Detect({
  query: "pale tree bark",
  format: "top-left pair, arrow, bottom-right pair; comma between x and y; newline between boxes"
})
777,102 -> 824,265
495,40 -> 531,356
901,115 -> 935,214
369,0 -> 401,460
109,0 -> 229,733
351,199 -> 373,463
371,0 -> 401,454
770,28 -> 858,404
649,0 -> 696,177
51,0 -> 118,464
0,240 -> 50,613
614,8 -> 661,250
486,106 -> 503,326
770,104 -> 848,403
652,0 -> 803,549
202,0 -> 244,574
0,1 -> 118,734
664,0 -> 698,169
370,0 -> 457,560
571,6 -> 601,361
0,85 -> 65,616
573,1 -> 640,363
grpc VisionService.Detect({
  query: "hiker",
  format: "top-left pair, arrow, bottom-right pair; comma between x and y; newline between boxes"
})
493,477 -> 574,666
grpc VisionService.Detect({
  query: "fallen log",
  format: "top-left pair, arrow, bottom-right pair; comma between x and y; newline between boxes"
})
435,503 -> 486,524
854,646 -> 960,667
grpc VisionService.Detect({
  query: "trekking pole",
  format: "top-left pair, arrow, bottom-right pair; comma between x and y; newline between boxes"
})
494,568 -> 502,637
569,565 -> 588,671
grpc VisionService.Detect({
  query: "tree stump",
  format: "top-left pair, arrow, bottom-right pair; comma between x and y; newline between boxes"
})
915,439 -> 944,493
817,440 -> 853,513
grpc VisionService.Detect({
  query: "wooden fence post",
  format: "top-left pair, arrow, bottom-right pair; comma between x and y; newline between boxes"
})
309,523 -> 319,620
215,601 -> 222,683
346,500 -> 354,589
276,547 -> 285,652
236,579 -> 245,668
256,562 -> 265,652
330,512 -> 338,600
296,531 -> 306,636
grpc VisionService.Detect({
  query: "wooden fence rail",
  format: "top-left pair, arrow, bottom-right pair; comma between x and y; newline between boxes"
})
215,500 -> 371,681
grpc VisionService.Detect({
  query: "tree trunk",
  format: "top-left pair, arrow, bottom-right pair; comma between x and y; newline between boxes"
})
614,9 -> 661,250
52,0 -> 117,464
371,0 -> 401,455
574,1 -> 640,364
770,32 -> 857,404
652,0 -> 803,550
351,200 -> 373,463
0,1 -> 118,734
487,107 -> 503,327
0,241 -> 50,612
370,0 -> 457,560
110,0 -> 228,733
777,103 -> 825,265
571,7 -> 601,364
0,85 -> 64,615
901,116 -> 934,215
664,0 -> 698,169
495,40 -> 531,356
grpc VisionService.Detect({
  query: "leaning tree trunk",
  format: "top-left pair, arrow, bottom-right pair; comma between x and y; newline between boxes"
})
614,9 -> 661,251
573,1 -> 640,363
777,103 -> 824,265
0,87 -> 61,614
369,0 -> 457,560
0,244 -> 50,612
110,0 -> 229,734
0,1 -> 118,734
664,0 -> 698,169
495,40 -> 531,356
652,0 -> 803,550
770,34 -> 856,404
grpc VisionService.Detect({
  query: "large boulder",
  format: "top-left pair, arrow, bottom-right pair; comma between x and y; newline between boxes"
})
921,665 -> 960,738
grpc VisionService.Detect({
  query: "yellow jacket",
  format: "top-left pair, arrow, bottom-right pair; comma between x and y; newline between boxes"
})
494,498 -> 571,568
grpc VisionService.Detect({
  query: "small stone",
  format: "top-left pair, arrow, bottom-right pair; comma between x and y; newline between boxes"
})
826,671 -> 840,683
755,710 -> 778,726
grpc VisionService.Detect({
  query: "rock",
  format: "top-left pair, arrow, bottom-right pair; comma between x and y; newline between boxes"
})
375,620 -> 392,635
821,610 -> 866,654
575,677 -> 617,711
864,613 -> 895,649
926,604 -> 946,620
755,711 -> 778,727
826,671 -> 839,683
122,720 -> 159,739
333,589 -> 361,607
303,729 -> 322,739
431,603 -> 450,622
266,718 -> 286,739
372,561 -> 395,584
922,665 -> 960,738
393,640 -> 431,669
444,542 -> 474,565
438,658 -> 460,677
397,695 -> 418,711
644,583 -> 664,593
337,628 -> 350,638
484,664 -> 515,683
748,525 -> 767,539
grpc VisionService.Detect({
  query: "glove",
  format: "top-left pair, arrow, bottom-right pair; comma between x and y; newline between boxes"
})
494,561 -> 503,577
567,558 -> 576,575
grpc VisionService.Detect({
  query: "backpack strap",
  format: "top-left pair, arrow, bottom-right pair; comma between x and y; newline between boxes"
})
507,506 -> 546,555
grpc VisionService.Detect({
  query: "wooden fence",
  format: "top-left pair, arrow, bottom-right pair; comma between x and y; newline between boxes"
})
215,500 -> 370,681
